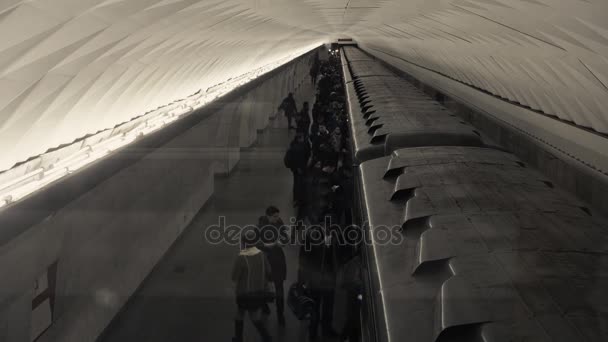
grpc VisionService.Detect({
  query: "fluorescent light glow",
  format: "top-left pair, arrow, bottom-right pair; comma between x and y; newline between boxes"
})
0,46 -> 318,211
0,168 -> 44,193
67,150 -> 108,173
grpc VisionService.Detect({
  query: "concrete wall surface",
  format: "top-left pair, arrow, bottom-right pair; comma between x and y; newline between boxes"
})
0,50 -> 317,342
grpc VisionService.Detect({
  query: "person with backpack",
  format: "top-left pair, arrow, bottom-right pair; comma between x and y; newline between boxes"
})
231,228 -> 273,342
278,93 -> 298,129
284,132 -> 311,207
258,206 -> 288,326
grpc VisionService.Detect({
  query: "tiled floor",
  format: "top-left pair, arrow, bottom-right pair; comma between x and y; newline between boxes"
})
99,91 -> 341,342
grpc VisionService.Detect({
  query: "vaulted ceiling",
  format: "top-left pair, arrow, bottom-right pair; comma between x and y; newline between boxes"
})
1,0 -> 607,172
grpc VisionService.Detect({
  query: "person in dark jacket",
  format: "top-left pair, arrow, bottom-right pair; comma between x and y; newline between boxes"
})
310,114 -> 326,139
298,224 -> 340,340
339,253 -> 362,342
316,160 -> 341,220
329,126 -> 344,154
278,93 -> 297,129
307,159 -> 324,225
296,101 -> 311,136
231,228 -> 273,342
302,159 -> 323,224
311,124 -> 330,153
317,75 -> 332,104
285,132 -> 311,206
332,166 -> 353,227
258,206 -> 288,326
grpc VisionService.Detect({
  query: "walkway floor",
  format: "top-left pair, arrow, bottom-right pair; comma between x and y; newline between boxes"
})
99,94 -> 340,342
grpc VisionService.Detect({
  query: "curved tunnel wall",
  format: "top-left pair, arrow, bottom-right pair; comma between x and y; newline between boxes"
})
0,0 -> 324,172
0,50 -> 316,342
1,1 -> 608,340
2,0 -> 607,174
350,0 -> 608,133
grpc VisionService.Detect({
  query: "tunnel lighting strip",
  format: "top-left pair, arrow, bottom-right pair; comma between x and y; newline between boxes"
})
0,45 -> 320,210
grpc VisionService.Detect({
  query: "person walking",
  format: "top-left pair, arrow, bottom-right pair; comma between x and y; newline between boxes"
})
231,229 -> 273,342
258,206 -> 288,326
278,93 -> 298,129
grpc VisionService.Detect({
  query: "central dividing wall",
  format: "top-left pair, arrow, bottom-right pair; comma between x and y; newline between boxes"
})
0,49 -> 318,342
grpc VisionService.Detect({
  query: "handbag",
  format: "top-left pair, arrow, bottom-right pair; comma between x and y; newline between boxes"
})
245,255 -> 275,303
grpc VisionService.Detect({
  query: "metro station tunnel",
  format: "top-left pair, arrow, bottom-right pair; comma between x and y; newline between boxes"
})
2,1 -> 608,342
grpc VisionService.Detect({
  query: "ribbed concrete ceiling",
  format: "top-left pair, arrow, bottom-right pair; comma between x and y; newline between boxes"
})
1,0 -> 607,172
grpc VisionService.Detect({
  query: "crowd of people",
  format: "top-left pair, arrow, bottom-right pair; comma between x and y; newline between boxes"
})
283,54 -> 353,229
231,51 -> 361,342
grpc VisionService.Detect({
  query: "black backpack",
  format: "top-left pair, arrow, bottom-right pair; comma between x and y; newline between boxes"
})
283,148 -> 295,169
287,282 -> 315,320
